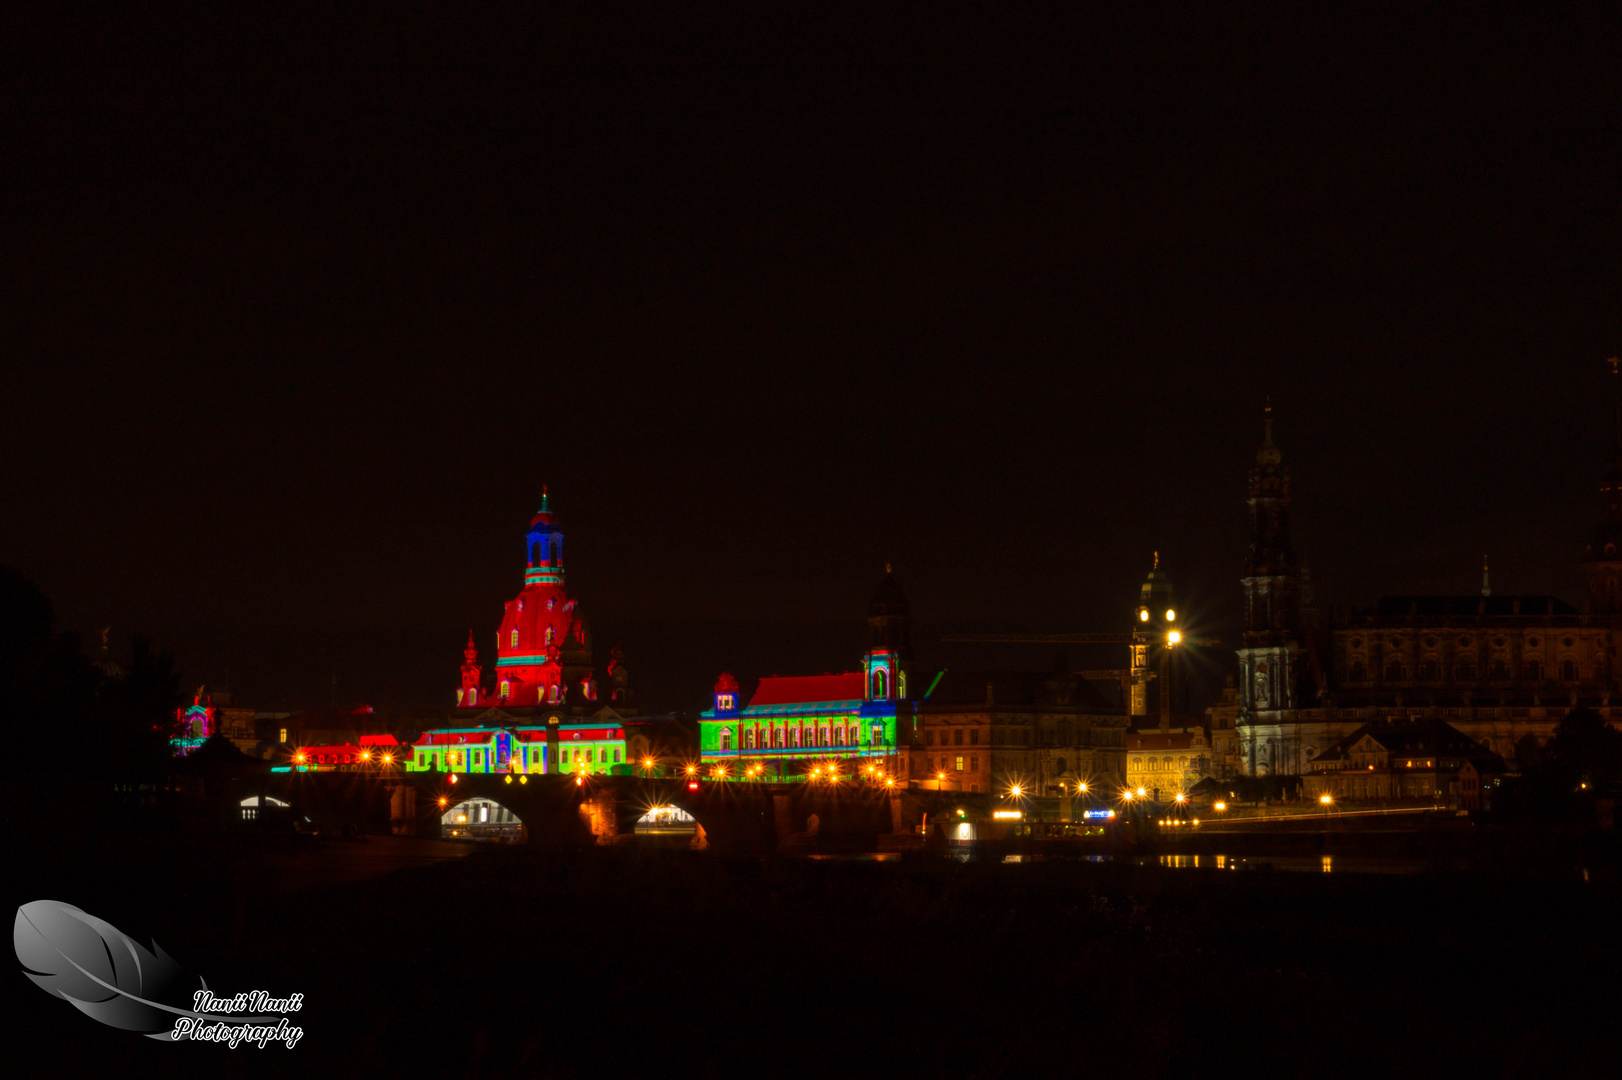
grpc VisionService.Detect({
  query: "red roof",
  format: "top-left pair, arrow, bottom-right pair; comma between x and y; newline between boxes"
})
359,734 -> 399,746
748,673 -> 866,708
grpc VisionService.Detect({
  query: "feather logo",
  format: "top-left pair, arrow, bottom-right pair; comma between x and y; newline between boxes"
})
14,899 -> 274,1040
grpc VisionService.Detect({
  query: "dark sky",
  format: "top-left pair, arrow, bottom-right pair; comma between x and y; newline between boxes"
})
4,5 -> 1620,715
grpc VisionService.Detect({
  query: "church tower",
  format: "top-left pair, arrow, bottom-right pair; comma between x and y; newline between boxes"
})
1129,554 -> 1177,722
864,564 -> 912,701
1237,401 -> 1304,714
1582,359 -> 1622,615
481,490 -> 597,707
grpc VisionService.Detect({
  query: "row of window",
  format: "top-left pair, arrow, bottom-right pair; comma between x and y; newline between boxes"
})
1348,659 -> 1580,682
495,680 -> 566,702
928,756 -> 979,773
510,627 -> 558,648
928,729 -> 979,746
720,724 -> 881,751
561,746 -> 620,765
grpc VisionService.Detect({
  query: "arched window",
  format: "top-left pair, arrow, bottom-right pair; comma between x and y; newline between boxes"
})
545,627 -> 554,647
548,684 -> 559,703
1456,662 -> 1475,681
1491,658 -> 1509,679
1524,659 -> 1542,681
834,725 -> 845,745
1420,659 -> 1440,681
1385,661 -> 1406,682
511,630 -> 519,648
720,728 -> 731,751
872,669 -> 888,699
1349,661 -> 1366,682
499,680 -> 511,699
1562,658 -> 1578,681
819,726 -> 830,747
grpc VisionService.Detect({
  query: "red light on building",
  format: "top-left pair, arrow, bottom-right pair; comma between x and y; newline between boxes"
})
688,781 -> 700,791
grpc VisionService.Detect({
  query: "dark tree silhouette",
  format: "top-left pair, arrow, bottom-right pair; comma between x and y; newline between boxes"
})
1542,706 -> 1622,793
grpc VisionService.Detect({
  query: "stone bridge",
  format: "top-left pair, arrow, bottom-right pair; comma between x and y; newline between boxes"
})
254,771 -> 945,852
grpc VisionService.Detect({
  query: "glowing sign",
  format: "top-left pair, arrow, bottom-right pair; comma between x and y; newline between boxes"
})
1083,809 -> 1115,819
992,810 -> 1022,819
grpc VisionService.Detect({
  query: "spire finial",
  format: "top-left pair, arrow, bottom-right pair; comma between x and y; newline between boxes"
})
1153,550 -> 1159,570
1255,395 -> 1282,466
885,561 -> 892,575
1481,554 -> 1491,597
541,484 -> 550,513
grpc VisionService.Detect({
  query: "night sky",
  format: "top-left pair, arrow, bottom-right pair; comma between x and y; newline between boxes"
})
5,6 -> 1620,715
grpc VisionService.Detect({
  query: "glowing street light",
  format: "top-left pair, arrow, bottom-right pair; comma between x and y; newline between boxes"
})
1165,609 -> 1176,622
1167,630 -> 1182,645
1319,793 -> 1333,805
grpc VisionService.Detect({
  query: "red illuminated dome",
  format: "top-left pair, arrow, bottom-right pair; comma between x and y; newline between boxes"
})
457,490 -> 600,708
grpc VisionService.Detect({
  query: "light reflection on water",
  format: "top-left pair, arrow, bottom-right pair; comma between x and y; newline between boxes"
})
994,853 -> 1428,875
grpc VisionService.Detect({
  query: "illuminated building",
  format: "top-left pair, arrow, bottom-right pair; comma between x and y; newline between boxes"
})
406,719 -> 626,776
698,568 -> 916,779
458,489 -> 602,709
1125,728 -> 1212,800
169,689 -> 215,757
381,493 -> 633,774
1235,384 -> 1622,778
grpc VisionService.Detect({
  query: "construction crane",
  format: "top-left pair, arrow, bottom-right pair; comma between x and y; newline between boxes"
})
941,631 -> 1218,730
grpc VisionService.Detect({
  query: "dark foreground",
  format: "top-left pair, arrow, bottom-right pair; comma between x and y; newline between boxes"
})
8,828 -> 1620,1078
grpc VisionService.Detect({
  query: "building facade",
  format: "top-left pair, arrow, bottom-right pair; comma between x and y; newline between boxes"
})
1237,387 -> 1622,776
913,664 -> 1128,795
1125,727 -> 1213,799
698,570 -> 916,780
1300,717 -> 1505,811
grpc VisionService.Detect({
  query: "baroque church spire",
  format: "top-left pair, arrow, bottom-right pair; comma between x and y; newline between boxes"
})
1238,398 -> 1307,721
